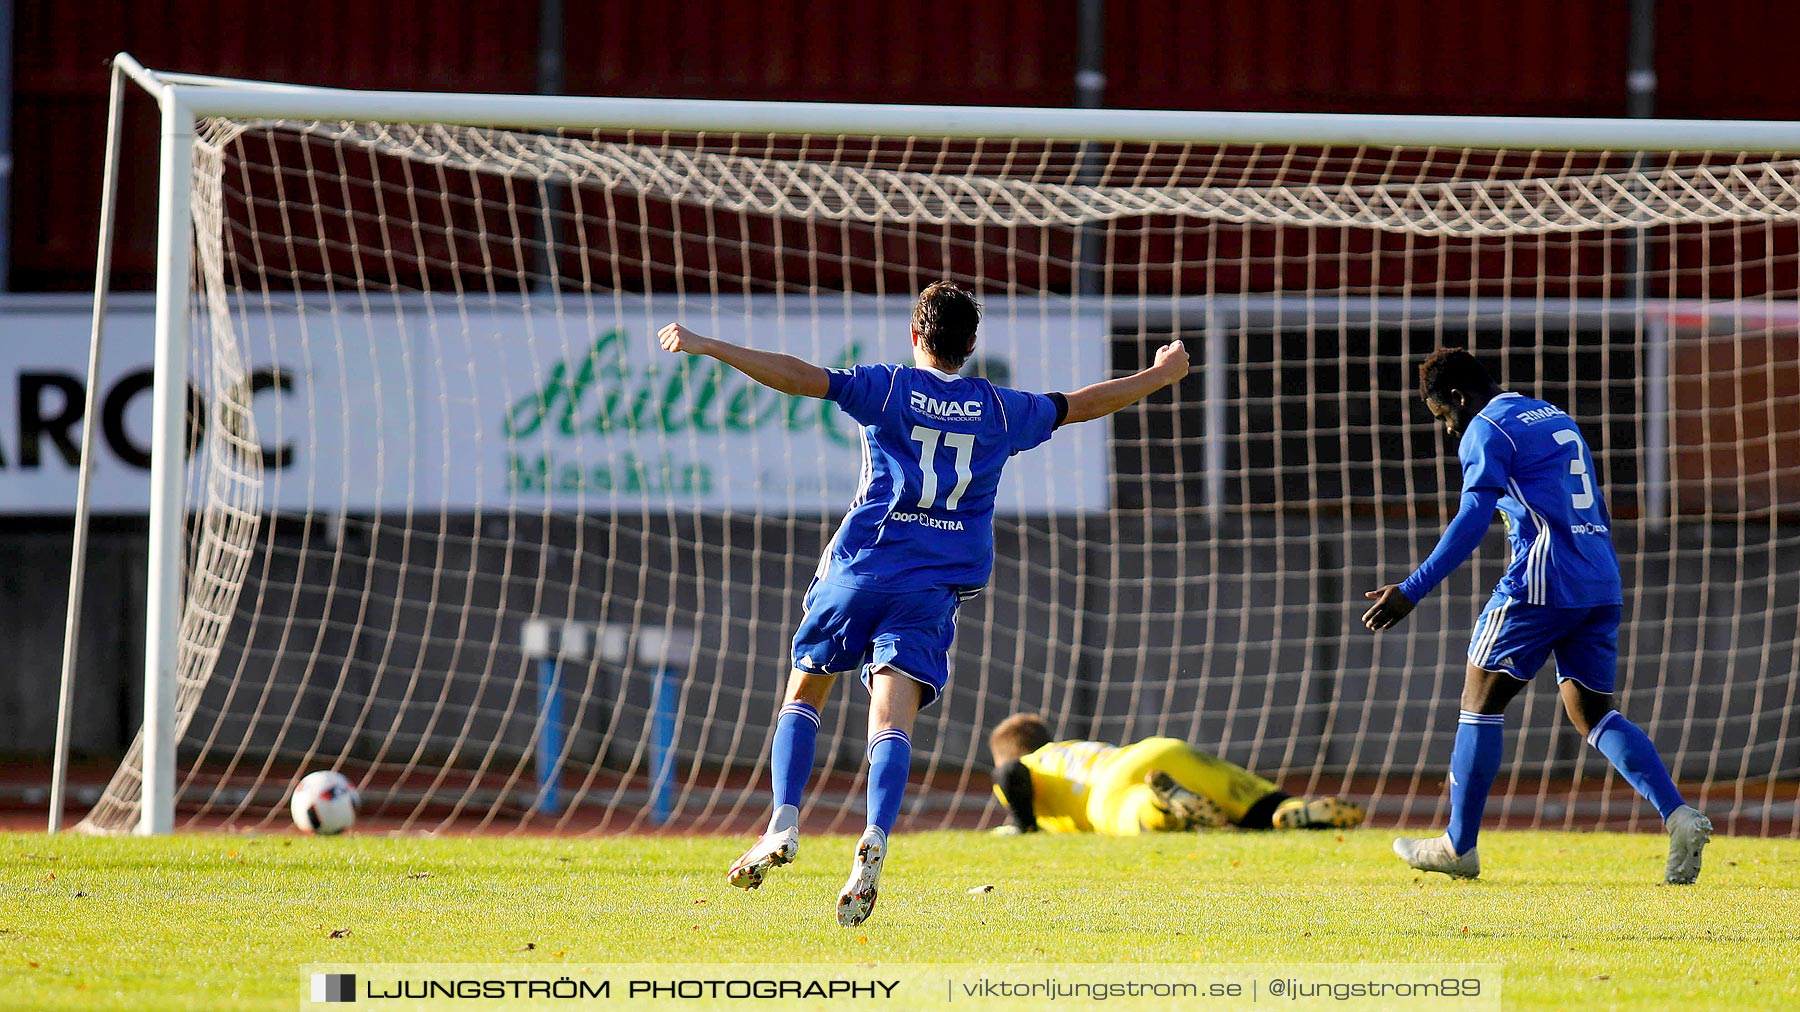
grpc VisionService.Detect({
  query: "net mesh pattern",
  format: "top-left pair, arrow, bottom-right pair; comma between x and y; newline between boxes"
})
79,116 -> 1800,837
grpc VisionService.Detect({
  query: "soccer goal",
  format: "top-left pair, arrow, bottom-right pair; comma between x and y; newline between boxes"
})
61,53 -> 1800,837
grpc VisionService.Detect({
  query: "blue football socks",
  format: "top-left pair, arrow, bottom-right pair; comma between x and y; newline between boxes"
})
767,701 -> 820,834
1447,711 -> 1505,855
865,727 -> 912,837
1587,710 -> 1686,820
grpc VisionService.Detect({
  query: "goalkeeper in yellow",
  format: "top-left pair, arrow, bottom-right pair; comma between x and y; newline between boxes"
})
987,714 -> 1365,834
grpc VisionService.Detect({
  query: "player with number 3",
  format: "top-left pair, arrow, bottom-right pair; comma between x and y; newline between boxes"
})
657,282 -> 1188,925
1362,348 -> 1711,884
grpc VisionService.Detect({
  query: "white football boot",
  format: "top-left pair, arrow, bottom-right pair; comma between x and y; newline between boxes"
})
835,827 -> 887,927
727,827 -> 799,890
1664,805 -> 1713,885
1393,834 -> 1481,879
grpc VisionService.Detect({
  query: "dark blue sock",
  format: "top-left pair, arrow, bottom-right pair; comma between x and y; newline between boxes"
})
1447,711 -> 1504,855
865,727 -> 912,836
768,701 -> 820,829
1588,710 -> 1685,820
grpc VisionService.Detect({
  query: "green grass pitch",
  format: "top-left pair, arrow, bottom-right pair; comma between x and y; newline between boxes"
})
4,828 -> 1797,1010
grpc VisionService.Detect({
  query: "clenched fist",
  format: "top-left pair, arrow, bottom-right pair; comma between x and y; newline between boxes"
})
1154,339 -> 1190,383
657,322 -> 711,356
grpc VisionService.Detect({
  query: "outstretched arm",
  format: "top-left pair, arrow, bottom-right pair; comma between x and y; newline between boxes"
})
657,323 -> 831,398
1062,340 -> 1190,424
1362,486 -> 1501,631
991,759 -> 1039,834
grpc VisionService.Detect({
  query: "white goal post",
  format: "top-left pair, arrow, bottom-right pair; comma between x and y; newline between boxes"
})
60,52 -> 1800,836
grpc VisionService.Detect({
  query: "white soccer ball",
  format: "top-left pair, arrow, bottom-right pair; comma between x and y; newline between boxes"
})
290,770 -> 360,835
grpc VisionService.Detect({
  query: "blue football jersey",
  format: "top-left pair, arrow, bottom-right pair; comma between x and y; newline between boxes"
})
1458,392 -> 1623,607
817,364 -> 1063,593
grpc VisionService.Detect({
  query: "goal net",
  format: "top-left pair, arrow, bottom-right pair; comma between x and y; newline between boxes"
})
78,79 -> 1800,837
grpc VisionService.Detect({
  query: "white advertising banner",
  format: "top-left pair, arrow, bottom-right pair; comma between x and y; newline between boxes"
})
0,296 -> 1110,514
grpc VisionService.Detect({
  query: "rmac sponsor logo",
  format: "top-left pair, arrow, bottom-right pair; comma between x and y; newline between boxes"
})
909,391 -> 983,422
1570,522 -> 1610,535
1516,405 -> 1567,425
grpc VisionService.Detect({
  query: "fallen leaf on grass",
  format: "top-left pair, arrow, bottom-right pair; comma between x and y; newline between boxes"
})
406,872 -> 431,879
967,884 -> 994,894
519,943 -> 536,952
328,929 -> 352,939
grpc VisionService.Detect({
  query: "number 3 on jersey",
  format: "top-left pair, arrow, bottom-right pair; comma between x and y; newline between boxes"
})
910,425 -> 975,510
1552,429 -> 1596,510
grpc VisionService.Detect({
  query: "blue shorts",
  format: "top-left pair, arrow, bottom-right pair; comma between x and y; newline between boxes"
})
790,578 -> 960,708
1466,591 -> 1621,693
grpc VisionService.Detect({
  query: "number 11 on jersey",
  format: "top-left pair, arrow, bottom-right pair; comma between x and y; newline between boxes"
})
911,425 -> 975,510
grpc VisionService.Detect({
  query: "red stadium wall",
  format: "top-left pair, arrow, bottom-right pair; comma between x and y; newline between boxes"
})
565,0 -> 1081,108
1103,0 -> 1633,118
13,0 -> 1800,292
9,0 -> 537,291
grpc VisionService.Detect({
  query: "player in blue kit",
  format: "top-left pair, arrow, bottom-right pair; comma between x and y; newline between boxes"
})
657,282 -> 1189,925
1362,348 -> 1712,884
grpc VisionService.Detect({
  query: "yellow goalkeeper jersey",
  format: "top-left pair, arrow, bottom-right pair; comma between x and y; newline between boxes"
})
998,739 -> 1120,833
